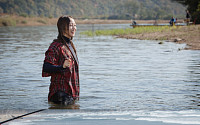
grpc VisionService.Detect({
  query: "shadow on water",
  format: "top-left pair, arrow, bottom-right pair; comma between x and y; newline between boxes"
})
48,102 -> 80,109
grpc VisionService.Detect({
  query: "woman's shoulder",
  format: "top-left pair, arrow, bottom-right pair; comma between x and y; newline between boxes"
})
49,39 -> 64,48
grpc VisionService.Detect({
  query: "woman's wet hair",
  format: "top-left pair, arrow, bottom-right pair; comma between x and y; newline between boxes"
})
57,15 -> 73,41
55,15 -> 77,53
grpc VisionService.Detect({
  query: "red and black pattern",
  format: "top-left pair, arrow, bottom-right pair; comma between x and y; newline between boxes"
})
42,40 -> 79,101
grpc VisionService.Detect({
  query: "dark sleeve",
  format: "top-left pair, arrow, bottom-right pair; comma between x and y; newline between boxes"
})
43,62 -> 66,73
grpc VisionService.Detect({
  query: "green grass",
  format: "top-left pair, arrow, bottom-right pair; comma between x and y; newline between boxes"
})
0,18 -> 16,26
21,20 -> 27,24
81,26 -> 176,36
37,19 -> 47,24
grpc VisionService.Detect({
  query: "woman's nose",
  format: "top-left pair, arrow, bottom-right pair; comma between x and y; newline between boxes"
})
73,26 -> 76,30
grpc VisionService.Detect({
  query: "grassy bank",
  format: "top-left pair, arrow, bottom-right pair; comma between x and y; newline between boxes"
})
81,26 -> 176,39
0,14 -> 57,27
81,25 -> 200,50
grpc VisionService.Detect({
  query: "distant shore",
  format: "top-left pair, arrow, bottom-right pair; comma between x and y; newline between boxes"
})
0,15 -> 199,50
0,14 -> 171,26
0,14 -> 132,26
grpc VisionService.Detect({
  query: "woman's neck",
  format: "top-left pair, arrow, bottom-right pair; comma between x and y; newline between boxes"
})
63,36 -> 71,43
63,34 -> 71,40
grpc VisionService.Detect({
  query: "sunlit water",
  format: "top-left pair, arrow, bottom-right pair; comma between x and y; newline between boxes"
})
0,24 -> 200,124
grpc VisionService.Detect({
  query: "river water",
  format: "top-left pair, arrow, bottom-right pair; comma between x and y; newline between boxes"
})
0,24 -> 200,124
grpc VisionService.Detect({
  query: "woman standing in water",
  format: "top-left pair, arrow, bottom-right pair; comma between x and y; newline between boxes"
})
42,16 -> 79,105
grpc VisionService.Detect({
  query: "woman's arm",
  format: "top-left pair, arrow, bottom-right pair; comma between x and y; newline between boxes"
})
43,62 -> 66,73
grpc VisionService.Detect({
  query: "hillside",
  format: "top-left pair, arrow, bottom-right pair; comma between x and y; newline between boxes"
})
0,0 -> 186,20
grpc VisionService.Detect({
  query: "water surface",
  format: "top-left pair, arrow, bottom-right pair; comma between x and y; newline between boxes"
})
0,24 -> 200,124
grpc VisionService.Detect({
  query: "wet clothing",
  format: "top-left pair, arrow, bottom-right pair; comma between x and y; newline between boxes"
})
42,37 -> 79,103
50,91 -> 74,105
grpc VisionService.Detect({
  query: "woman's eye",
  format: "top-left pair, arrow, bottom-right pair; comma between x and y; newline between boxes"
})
70,25 -> 76,27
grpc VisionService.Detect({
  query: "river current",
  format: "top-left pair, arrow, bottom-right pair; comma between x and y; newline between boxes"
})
0,24 -> 200,124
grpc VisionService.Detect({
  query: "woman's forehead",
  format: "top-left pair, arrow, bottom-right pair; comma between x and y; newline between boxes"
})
69,18 -> 76,24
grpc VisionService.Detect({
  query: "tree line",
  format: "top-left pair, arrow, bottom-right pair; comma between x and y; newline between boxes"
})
171,0 -> 200,24
0,0 -> 186,20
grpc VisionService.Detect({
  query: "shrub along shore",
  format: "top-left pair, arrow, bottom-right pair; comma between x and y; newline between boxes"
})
0,14 -> 132,26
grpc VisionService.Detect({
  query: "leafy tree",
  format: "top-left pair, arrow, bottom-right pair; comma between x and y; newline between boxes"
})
171,0 -> 200,24
0,0 -> 186,20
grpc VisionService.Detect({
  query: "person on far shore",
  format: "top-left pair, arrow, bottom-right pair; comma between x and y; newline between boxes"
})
42,16 -> 79,105
169,17 -> 176,26
186,10 -> 190,25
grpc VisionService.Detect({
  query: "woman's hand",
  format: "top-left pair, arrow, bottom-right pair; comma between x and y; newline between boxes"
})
63,59 -> 71,68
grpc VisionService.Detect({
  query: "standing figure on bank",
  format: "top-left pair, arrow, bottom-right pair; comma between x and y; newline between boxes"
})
42,16 -> 79,105
186,10 -> 190,25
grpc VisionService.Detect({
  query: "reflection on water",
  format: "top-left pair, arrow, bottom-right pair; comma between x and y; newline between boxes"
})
0,25 -> 200,112
48,103 -> 80,109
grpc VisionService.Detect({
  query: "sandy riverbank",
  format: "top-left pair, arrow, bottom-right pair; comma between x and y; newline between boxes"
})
118,25 -> 200,50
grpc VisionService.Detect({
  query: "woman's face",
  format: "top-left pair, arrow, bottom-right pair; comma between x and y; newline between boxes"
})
65,18 -> 77,38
